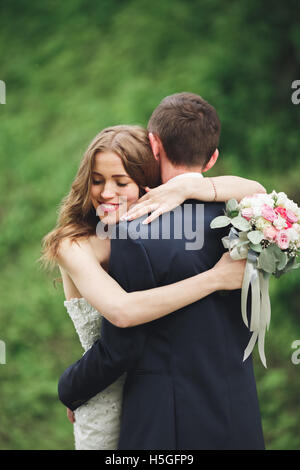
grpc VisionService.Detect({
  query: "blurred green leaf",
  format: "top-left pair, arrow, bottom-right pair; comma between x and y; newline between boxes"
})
0,0 -> 299,451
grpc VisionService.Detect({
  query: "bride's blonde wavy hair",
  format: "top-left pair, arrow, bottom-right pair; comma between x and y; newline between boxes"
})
40,125 -> 160,270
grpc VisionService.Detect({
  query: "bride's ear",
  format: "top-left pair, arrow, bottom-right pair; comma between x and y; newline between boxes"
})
148,133 -> 160,162
202,149 -> 219,173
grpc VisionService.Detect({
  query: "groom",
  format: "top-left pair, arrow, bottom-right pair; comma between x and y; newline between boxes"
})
58,92 -> 265,450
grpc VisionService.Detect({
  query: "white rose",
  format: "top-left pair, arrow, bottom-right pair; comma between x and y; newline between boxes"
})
293,223 -> 300,234
262,196 -> 275,207
286,228 -> 299,243
292,224 -> 300,247
254,193 -> 274,208
252,205 -> 262,217
255,216 -> 272,231
276,192 -> 288,206
240,197 -> 254,209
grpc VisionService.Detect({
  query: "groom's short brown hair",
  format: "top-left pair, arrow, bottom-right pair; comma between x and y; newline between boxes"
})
147,92 -> 221,168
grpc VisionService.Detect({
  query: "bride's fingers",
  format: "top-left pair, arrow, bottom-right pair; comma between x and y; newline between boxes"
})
141,206 -> 166,224
124,197 -> 151,217
136,191 -> 152,204
130,187 -> 160,209
121,203 -> 159,221
121,203 -> 144,219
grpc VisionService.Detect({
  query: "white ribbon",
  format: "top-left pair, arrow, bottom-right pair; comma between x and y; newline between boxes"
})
222,229 -> 271,367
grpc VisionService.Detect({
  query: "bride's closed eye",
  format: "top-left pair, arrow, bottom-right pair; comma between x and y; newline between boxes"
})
92,180 -> 128,187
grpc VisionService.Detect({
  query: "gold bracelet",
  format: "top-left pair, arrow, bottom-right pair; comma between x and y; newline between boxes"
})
210,178 -> 217,201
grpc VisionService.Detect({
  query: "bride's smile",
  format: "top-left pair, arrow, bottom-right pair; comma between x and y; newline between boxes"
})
90,150 -> 140,225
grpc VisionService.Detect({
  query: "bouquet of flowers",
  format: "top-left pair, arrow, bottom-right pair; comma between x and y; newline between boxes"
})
211,191 -> 300,367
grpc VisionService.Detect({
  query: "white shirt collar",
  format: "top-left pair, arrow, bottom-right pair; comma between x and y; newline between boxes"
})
167,172 -> 204,183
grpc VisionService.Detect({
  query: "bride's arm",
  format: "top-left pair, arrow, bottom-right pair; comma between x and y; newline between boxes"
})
190,175 -> 266,202
57,238 -> 244,329
121,175 -> 266,224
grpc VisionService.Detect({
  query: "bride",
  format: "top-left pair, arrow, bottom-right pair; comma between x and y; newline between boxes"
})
41,125 -> 265,450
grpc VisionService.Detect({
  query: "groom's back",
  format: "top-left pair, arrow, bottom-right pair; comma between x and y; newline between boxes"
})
109,201 -> 264,450
123,201 -> 247,368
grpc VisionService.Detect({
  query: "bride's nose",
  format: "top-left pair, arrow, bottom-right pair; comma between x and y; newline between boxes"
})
101,182 -> 116,199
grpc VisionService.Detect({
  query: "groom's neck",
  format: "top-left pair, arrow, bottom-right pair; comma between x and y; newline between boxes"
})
160,157 -> 203,183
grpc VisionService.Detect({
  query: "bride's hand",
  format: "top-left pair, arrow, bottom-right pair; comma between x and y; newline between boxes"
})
120,178 -> 187,224
212,252 -> 246,291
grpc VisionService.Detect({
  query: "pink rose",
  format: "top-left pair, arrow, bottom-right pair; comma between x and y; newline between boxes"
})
275,207 -> 288,219
241,208 -> 254,220
263,226 -> 277,241
286,209 -> 298,224
275,230 -> 290,250
261,204 -> 276,222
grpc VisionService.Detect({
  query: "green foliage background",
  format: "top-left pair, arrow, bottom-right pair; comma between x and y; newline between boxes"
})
0,0 -> 299,450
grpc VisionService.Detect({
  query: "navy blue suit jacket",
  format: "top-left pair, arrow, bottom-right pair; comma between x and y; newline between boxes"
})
58,201 -> 265,450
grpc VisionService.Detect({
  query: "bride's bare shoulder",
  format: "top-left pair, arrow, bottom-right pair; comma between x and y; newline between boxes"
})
57,235 -> 109,266
58,236 -> 91,254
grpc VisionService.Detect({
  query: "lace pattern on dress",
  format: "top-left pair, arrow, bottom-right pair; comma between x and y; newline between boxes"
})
64,298 -> 126,450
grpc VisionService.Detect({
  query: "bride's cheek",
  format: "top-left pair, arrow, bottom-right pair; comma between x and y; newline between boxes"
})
125,187 -> 140,207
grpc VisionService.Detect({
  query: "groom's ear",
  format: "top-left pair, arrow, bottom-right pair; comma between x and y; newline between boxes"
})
148,133 -> 161,162
202,148 -> 219,173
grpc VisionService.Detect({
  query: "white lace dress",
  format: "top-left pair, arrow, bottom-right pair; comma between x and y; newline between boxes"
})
64,298 -> 126,450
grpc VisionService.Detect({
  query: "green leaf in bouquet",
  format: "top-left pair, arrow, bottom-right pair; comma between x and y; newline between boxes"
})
210,216 -> 231,229
239,231 -> 249,242
229,210 -> 239,218
277,256 -> 299,275
247,230 -> 264,245
267,243 -> 289,270
250,242 -> 263,253
258,248 -> 276,274
226,199 -> 239,216
237,240 -> 250,247
277,252 -> 288,271
231,215 -> 251,231
267,243 -> 284,258
291,254 -> 300,270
